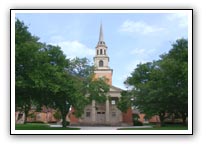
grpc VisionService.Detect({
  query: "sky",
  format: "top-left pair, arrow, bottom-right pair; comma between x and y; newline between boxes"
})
16,10 -> 189,90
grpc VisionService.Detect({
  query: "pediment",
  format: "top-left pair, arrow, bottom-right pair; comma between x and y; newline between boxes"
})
109,85 -> 123,92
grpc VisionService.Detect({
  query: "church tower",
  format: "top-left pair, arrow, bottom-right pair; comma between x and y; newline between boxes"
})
69,23 -> 133,126
94,23 -> 113,85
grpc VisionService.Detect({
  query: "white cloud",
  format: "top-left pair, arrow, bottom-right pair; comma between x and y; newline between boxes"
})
119,20 -> 164,34
128,48 -> 156,71
131,48 -> 146,55
50,40 -> 95,59
131,48 -> 155,57
167,13 -> 188,28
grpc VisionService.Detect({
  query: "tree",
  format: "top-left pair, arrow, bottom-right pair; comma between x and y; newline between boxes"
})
29,44 -> 79,127
15,19 -> 110,127
67,58 -> 110,117
124,38 -> 188,126
68,57 -> 94,79
125,62 -> 169,126
38,55 -> 110,127
160,38 -> 188,125
117,91 -> 132,113
15,19 -> 42,123
15,19 -> 79,127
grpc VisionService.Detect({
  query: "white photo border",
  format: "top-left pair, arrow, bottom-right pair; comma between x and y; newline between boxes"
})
10,9 -> 193,135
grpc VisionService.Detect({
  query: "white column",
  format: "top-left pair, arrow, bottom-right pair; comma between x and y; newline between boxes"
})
106,99 -> 110,123
119,109 -> 123,122
92,100 -> 96,122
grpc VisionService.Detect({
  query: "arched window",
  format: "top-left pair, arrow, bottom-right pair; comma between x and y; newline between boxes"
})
99,60 -> 103,67
100,49 -> 103,55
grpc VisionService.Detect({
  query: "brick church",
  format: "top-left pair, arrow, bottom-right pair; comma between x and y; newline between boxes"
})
70,24 -> 133,126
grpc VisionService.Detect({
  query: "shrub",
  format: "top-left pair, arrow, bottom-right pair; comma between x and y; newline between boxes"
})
26,121 -> 44,124
47,121 -> 57,124
53,110 -> 61,120
132,114 -> 143,126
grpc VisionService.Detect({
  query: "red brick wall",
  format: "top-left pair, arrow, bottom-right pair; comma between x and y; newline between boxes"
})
69,108 -> 79,124
94,73 -> 112,85
149,115 -> 160,123
122,108 -> 133,125
139,114 -> 146,123
139,113 -> 160,123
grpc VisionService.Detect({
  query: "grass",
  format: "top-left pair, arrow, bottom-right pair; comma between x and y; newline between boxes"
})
15,123 -> 80,130
118,125 -> 188,130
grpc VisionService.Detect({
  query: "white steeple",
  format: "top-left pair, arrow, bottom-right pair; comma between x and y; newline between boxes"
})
99,23 -> 104,42
94,23 -> 111,69
97,23 -> 106,47
94,23 -> 113,85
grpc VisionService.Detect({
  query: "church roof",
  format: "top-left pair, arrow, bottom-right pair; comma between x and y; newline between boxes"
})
110,85 -> 124,92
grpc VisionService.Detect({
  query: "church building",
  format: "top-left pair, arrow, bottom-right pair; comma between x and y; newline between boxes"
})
70,24 -> 133,126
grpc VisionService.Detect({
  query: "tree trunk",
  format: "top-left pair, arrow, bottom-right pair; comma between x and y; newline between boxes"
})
159,112 -> 165,127
61,112 -> 67,128
181,112 -> 187,126
24,105 -> 29,124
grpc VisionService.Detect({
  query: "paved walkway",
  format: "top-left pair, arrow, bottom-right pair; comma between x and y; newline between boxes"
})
78,126 -> 152,130
49,124 -> 152,130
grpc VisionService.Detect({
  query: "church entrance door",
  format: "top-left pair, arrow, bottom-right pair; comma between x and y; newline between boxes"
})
96,111 -> 105,124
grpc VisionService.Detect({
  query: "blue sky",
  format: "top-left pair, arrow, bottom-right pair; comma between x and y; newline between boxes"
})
16,11 -> 188,89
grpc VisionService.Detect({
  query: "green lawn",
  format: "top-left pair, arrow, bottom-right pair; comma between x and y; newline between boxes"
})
15,123 -> 80,130
118,125 -> 188,130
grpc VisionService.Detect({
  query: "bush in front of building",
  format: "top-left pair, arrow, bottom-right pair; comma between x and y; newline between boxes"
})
26,121 -> 44,124
132,114 -> 143,126
53,110 -> 62,121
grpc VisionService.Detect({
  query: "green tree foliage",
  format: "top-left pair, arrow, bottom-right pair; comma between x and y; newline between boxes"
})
160,38 -> 188,125
123,38 -> 188,126
117,91 -> 132,113
15,19 -> 73,127
53,109 -> 62,120
68,58 -> 110,116
15,19 -> 42,122
87,78 -> 109,103
68,57 -> 94,79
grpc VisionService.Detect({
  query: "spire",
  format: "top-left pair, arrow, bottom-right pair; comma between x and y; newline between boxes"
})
99,23 -> 104,42
97,23 -> 106,46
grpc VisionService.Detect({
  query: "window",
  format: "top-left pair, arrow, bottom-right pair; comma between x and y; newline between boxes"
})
97,112 -> 105,114
100,41 -> 105,45
100,49 -> 103,55
99,60 -> 103,67
86,112 -> 91,117
104,50 -> 106,55
97,50 -> 99,55
111,100 -> 116,105
17,113 -> 23,120
112,112 -> 116,117
111,98 -> 118,105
